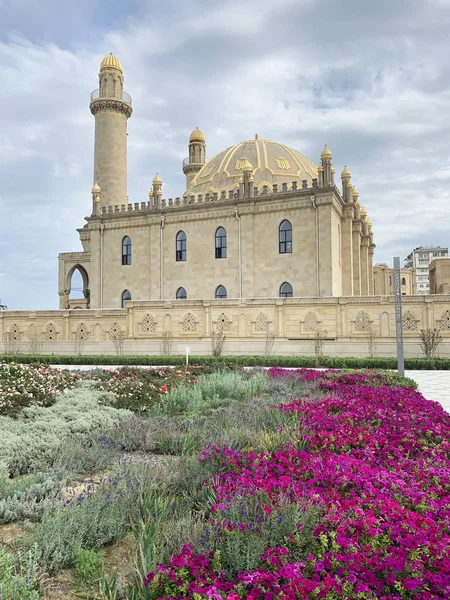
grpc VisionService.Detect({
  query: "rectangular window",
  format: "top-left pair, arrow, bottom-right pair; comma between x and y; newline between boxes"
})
176,240 -> 186,261
279,230 -> 292,254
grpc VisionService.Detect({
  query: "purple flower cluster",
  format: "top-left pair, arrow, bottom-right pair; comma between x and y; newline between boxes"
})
146,368 -> 450,599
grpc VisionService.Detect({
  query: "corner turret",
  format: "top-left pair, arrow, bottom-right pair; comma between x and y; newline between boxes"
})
183,127 -> 206,187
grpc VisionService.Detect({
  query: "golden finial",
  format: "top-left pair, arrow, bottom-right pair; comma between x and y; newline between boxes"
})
153,173 -> 162,184
190,127 -> 205,142
321,145 -> 332,160
360,207 -> 367,218
352,185 -> 359,197
100,53 -> 123,72
341,165 -> 351,179
240,157 -> 253,171
317,163 -> 324,172
92,182 -> 101,193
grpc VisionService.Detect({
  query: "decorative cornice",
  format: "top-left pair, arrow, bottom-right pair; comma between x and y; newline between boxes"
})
90,98 -> 132,119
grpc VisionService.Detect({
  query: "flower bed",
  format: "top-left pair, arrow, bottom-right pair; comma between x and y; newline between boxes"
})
0,363 -> 79,416
145,368 -> 450,599
92,365 -> 220,411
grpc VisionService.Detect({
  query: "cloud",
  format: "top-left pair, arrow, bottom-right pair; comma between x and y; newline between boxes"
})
0,0 -> 449,308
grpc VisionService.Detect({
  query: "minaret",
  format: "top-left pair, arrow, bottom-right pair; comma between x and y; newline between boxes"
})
183,128 -> 206,187
90,53 -> 132,208
341,165 -> 352,202
320,145 -> 333,186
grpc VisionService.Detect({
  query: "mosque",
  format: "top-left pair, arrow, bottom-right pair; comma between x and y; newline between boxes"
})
58,53 -> 375,310
1,54 -> 449,356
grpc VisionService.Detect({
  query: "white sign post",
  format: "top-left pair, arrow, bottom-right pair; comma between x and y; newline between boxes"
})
393,257 -> 405,376
186,346 -> 190,368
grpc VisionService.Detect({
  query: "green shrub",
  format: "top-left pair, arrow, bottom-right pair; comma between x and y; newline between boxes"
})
72,547 -> 104,586
0,362 -> 79,417
3,353 -> 449,369
0,383 -> 131,476
33,460 -> 153,573
152,371 -> 269,417
0,546 -> 41,600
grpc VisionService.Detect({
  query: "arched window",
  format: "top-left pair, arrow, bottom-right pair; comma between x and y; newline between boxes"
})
279,282 -> 293,298
122,236 -> 131,265
176,231 -> 187,261
279,220 -> 292,254
401,277 -> 406,285
176,287 -> 187,300
121,289 -> 131,308
215,227 -> 227,259
215,285 -> 227,299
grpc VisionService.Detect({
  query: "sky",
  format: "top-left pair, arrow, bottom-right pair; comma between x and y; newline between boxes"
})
1,0 -> 450,309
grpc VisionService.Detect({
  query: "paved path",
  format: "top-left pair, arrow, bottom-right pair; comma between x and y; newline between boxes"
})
406,370 -> 450,413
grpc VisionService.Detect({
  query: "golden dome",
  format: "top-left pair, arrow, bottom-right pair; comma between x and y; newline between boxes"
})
352,186 -> 359,196
190,127 -> 205,143
153,173 -> 162,184
91,182 -> 101,193
321,145 -> 332,160
186,138 -> 318,195
341,165 -> 351,179
355,199 -> 361,208
360,207 -> 367,218
100,53 -> 123,72
317,163 -> 324,172
366,218 -> 372,227
331,166 -> 335,173
369,227 -> 374,235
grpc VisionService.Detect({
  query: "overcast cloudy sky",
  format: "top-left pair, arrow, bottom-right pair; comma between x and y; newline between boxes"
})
1,0 -> 449,309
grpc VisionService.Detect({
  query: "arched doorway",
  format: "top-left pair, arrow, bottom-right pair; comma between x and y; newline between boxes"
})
67,265 -> 90,309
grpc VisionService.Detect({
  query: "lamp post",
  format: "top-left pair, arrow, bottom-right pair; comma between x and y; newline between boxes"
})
393,257 -> 405,376
186,346 -> 190,369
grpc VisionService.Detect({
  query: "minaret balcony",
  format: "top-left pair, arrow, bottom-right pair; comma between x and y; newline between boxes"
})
90,89 -> 132,105
183,156 -> 208,167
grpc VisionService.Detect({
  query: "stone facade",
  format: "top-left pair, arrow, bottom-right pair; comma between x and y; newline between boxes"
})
429,258 -> 450,294
2,295 -> 450,357
373,264 -> 416,295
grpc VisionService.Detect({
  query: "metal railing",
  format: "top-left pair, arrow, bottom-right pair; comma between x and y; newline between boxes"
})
183,157 -> 208,167
90,89 -> 132,106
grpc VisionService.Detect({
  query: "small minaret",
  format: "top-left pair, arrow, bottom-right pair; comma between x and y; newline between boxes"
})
341,165 -> 351,202
152,173 -> 163,209
183,128 -> 206,187
240,157 -> 254,198
91,183 -> 101,216
320,145 -> 333,186
90,53 -> 132,208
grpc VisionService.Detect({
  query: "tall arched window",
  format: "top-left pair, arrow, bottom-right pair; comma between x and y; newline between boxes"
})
122,236 -> 131,265
215,285 -> 227,299
121,289 -> 131,307
279,220 -> 292,254
176,287 -> 187,300
401,277 -> 406,285
215,227 -> 227,259
176,231 -> 187,261
279,282 -> 293,298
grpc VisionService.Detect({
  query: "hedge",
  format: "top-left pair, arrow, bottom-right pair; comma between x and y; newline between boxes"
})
1,354 -> 450,370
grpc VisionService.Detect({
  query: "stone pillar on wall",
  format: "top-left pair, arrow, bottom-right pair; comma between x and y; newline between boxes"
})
360,237 -> 370,296
341,206 -> 354,296
368,244 -> 375,295
204,303 -> 211,336
276,299 -> 284,337
352,221 -> 362,296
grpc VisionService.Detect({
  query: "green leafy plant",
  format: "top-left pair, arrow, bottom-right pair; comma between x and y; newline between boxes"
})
73,547 -> 104,586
